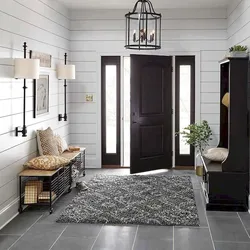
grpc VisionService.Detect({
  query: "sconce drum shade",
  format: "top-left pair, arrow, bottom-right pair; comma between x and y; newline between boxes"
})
222,92 -> 230,108
14,58 -> 40,79
57,65 -> 76,80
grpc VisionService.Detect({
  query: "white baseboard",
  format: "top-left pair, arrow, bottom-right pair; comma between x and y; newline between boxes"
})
0,198 -> 19,230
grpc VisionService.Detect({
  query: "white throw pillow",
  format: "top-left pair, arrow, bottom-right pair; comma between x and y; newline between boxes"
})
61,136 -> 69,152
203,147 -> 228,162
54,134 -> 69,153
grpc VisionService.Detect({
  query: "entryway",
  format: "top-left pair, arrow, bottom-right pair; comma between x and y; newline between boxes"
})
101,55 -> 195,173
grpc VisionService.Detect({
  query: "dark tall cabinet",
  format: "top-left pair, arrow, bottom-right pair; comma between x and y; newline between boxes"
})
201,57 -> 249,211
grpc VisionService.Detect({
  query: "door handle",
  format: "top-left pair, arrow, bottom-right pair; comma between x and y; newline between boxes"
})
132,112 -> 137,124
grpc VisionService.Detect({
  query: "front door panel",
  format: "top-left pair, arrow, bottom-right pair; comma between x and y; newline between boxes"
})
130,55 -> 172,174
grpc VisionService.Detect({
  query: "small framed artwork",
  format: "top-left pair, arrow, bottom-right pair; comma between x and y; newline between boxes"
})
34,75 -> 49,118
30,50 -> 52,68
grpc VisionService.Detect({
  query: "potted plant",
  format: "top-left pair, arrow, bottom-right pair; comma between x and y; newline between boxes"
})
177,120 -> 213,176
228,45 -> 248,58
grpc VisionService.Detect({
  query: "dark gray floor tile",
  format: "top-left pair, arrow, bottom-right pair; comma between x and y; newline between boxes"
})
62,224 -> 102,238
92,225 -> 137,250
0,235 -> 20,250
193,190 -> 208,227
23,206 -> 47,213
215,241 -> 250,250
10,224 -> 67,250
174,228 -> 214,250
10,234 -> 58,250
51,236 -> 95,250
192,180 -> 202,190
0,212 -> 42,235
238,212 -> 250,229
208,216 -> 250,242
37,202 -> 71,224
5,169 -> 250,250
56,192 -> 78,204
25,223 -> 67,234
137,225 -> 173,240
133,238 -> 173,250
206,211 -> 238,217
37,213 -> 63,225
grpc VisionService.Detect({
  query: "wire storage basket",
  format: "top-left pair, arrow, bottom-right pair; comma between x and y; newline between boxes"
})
19,164 -> 72,214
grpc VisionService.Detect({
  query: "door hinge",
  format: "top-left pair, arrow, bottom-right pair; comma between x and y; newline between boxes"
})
172,109 -> 173,115
171,66 -> 173,72
171,151 -> 173,156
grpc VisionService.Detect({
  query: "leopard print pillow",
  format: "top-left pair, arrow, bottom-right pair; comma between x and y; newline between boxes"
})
24,155 -> 70,170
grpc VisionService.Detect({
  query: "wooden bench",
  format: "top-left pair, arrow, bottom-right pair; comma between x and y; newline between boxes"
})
18,148 -> 86,214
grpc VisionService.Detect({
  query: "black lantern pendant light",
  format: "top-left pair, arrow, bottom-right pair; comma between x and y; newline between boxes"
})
125,0 -> 161,50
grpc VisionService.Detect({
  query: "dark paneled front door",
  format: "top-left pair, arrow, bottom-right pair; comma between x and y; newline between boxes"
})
130,55 -> 172,174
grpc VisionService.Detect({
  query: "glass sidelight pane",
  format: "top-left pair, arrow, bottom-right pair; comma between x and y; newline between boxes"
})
123,57 -> 131,167
179,65 -> 191,155
106,65 -> 117,153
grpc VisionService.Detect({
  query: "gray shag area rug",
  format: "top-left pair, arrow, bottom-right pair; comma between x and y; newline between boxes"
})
56,175 -> 200,226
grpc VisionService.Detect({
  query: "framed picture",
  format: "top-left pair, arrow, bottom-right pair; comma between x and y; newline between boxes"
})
30,50 -> 52,68
34,75 -> 49,118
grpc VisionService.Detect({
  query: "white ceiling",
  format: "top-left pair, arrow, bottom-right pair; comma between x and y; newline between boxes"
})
57,0 -> 231,9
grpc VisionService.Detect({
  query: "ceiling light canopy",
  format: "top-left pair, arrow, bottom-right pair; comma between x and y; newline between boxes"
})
125,0 -> 161,50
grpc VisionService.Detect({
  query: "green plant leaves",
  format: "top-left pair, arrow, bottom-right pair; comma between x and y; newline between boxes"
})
229,45 -> 248,52
176,120 -> 213,154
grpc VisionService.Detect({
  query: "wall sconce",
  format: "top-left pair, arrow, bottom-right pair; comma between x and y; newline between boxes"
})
14,42 -> 39,137
57,53 -> 75,121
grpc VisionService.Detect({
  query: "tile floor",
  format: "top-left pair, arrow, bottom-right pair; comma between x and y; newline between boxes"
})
0,168 -> 250,250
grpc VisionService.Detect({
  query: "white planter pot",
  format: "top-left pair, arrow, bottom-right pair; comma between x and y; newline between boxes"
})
228,51 -> 248,58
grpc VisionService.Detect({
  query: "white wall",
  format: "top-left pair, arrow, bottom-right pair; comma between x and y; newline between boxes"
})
227,0 -> 250,48
69,8 -> 228,168
0,0 -> 69,228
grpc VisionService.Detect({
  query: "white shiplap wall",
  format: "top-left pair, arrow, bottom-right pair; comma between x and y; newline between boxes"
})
0,0 -> 69,228
69,8 -> 228,168
227,0 -> 250,47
